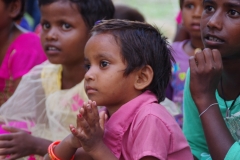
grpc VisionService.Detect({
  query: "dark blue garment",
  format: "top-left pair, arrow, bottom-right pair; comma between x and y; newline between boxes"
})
19,17 -> 32,31
26,0 -> 41,30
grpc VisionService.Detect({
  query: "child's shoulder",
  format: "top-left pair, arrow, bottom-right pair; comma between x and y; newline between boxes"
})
171,40 -> 190,59
12,32 -> 42,49
133,102 -> 179,128
171,39 -> 189,50
8,32 -> 45,59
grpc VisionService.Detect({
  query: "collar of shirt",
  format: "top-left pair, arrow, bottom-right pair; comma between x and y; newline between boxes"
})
103,90 -> 158,158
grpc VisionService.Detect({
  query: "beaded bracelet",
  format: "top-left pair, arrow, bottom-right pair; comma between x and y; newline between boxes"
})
48,141 -> 75,160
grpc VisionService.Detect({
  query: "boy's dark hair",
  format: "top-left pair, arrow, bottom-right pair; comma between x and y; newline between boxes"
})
179,0 -> 183,9
91,19 -> 174,102
114,4 -> 145,22
3,0 -> 25,21
38,0 -> 115,29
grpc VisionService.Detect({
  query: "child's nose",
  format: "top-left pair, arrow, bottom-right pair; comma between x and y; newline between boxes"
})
46,28 -> 58,41
207,11 -> 223,30
84,68 -> 95,81
193,6 -> 203,18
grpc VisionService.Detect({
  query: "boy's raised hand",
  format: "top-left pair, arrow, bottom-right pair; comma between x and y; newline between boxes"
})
70,100 -> 107,154
189,48 -> 223,107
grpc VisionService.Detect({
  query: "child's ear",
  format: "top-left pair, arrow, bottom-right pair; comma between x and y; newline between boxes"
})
7,0 -> 21,19
134,65 -> 153,90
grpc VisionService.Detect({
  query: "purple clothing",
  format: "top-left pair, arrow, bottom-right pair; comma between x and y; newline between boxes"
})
170,40 -> 190,107
103,91 -> 193,160
0,32 -> 46,104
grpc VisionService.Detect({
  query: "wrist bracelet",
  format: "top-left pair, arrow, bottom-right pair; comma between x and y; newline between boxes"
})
199,103 -> 218,117
48,141 -> 75,160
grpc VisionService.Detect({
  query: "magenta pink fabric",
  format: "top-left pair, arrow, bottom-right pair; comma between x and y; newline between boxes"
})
0,32 -> 46,91
176,11 -> 182,24
103,91 -> 193,160
0,121 -> 36,160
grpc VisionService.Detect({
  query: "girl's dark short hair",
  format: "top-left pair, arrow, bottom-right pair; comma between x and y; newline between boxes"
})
3,0 -> 25,21
91,19 -> 174,102
38,0 -> 115,29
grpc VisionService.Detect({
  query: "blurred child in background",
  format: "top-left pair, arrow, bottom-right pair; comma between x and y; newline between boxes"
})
167,0 -> 204,127
114,4 -> 145,22
0,0 -> 46,105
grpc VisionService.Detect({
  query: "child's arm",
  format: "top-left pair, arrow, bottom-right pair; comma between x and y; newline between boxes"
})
189,48 -> 235,159
72,101 -> 160,160
43,133 -> 83,160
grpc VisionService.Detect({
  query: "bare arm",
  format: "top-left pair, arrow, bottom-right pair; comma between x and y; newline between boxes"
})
189,49 -> 234,160
43,100 -> 117,160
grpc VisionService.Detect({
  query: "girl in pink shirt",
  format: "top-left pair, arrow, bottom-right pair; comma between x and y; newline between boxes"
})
45,19 -> 193,160
0,0 -> 46,105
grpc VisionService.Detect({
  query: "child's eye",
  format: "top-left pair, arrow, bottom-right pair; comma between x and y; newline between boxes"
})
84,64 -> 91,71
62,23 -> 71,30
204,5 -> 215,12
100,61 -> 110,68
186,4 -> 194,9
228,9 -> 240,17
42,23 -> 50,30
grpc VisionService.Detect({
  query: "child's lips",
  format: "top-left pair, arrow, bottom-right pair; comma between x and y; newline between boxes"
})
85,86 -> 97,94
44,45 -> 61,55
204,34 -> 225,46
191,23 -> 200,30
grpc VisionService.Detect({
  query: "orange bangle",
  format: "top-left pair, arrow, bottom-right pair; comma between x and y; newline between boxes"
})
48,141 -> 75,160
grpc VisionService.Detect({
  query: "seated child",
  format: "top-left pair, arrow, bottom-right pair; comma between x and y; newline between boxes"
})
183,0 -> 240,159
0,0 -> 46,105
0,0 -> 114,159
45,19 -> 193,160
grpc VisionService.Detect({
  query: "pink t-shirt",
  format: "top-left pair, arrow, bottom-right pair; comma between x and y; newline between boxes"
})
103,91 -> 193,160
0,32 -> 46,104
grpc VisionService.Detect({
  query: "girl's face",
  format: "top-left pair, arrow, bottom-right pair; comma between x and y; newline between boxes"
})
201,0 -> 240,59
181,0 -> 203,38
84,33 -> 140,114
0,0 -> 12,30
40,1 -> 89,65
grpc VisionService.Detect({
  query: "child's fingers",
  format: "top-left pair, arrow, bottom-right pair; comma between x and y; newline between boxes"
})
194,50 -> 205,70
69,124 -> 78,136
76,113 -> 91,137
84,100 -> 100,127
90,101 -> 100,123
203,48 -> 215,69
189,56 -> 198,72
81,102 -> 87,116
212,49 -> 223,69
99,111 -> 107,131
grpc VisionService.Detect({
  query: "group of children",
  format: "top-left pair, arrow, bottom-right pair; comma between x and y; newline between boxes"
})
0,0 -> 239,159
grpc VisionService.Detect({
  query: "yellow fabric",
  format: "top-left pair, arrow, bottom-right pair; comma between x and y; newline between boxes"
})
41,64 -> 62,96
0,61 -> 88,159
32,62 -> 88,141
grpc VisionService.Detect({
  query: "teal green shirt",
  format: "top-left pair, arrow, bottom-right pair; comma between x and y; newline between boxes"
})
183,69 -> 240,160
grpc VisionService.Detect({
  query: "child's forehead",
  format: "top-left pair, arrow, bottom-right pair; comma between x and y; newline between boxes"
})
40,1 -> 80,12
203,0 -> 240,2
40,1 -> 82,19
85,33 -> 122,58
